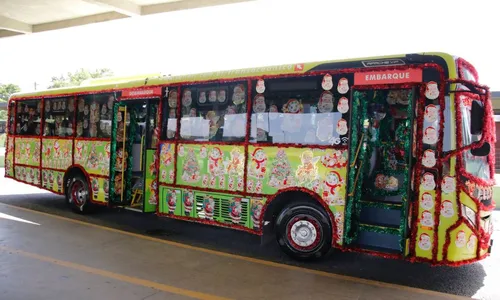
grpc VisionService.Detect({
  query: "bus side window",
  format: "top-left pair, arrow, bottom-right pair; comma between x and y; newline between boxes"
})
178,82 -> 247,142
8,102 -> 15,134
16,99 -> 42,136
249,75 -> 350,146
43,97 -> 75,137
76,93 -> 114,139
162,87 -> 178,140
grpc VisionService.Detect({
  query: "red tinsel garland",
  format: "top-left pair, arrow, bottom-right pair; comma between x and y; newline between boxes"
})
457,58 -> 479,82
243,79 -> 252,194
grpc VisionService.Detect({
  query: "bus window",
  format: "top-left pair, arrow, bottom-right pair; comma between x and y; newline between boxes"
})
161,88 -> 178,140
76,93 -> 114,139
179,82 -> 247,142
43,97 -> 75,137
249,75 -> 348,146
16,99 -> 42,136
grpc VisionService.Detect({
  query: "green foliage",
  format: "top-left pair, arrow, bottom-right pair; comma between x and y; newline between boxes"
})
0,133 -> 5,147
48,68 -> 113,89
0,83 -> 21,121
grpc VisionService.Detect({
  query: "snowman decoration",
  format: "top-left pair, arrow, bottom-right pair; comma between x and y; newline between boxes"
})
337,78 -> 349,94
322,171 -> 343,204
422,173 -> 436,190
418,233 -> 432,251
422,150 -> 436,168
425,81 -> 440,100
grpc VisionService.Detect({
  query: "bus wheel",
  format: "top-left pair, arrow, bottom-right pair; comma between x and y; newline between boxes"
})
275,202 -> 332,260
66,173 -> 94,214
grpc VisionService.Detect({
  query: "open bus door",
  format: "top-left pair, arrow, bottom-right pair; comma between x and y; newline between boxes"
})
109,88 -> 161,212
345,86 -> 416,254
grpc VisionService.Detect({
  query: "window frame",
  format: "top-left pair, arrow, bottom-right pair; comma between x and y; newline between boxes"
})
15,98 -> 43,137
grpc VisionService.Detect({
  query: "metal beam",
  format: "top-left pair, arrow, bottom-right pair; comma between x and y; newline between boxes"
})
0,15 -> 32,34
82,0 -> 142,16
142,0 -> 254,15
33,12 -> 128,33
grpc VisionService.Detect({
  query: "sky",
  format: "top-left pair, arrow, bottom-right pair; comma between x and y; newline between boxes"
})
0,0 -> 498,92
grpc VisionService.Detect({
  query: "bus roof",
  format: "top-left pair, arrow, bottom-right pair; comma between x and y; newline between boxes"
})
9,52 -> 455,100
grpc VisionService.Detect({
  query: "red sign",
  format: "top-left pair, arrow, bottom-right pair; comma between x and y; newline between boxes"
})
294,64 -> 304,72
122,87 -> 162,98
354,68 -> 422,85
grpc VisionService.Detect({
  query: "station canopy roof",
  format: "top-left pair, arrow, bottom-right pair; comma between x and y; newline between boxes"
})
0,0 -> 252,39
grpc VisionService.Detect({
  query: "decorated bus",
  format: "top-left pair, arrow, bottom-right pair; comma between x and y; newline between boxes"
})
4,52 -> 495,265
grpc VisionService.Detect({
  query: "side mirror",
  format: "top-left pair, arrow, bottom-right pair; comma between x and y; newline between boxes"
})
471,142 -> 490,156
471,100 -> 484,135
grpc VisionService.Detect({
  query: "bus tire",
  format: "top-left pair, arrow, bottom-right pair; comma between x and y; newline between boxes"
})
275,202 -> 332,261
66,173 -> 94,214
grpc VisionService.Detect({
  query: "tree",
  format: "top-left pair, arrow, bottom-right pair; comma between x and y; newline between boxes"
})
0,83 -> 21,121
48,68 -> 113,89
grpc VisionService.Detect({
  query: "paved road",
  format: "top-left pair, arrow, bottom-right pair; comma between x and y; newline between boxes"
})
0,168 -> 498,300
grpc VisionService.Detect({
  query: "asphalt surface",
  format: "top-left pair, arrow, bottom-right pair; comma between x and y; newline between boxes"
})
0,169 -> 499,300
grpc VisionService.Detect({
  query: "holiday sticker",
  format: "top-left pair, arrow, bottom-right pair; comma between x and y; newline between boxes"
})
418,233 -> 432,250
282,98 -> 302,113
229,198 -> 242,224
337,77 -> 349,94
422,149 -> 436,168
318,91 -> 334,113
182,89 -> 192,107
420,192 -> 434,210
253,94 -> 266,113
336,118 -> 348,135
420,210 -> 434,228
440,200 -> 455,218
422,172 -> 436,190
232,84 -> 246,105
424,104 -> 438,123
322,74 -> 333,90
208,90 -> 217,102
199,91 -> 207,104
423,126 -> 438,145
217,89 -> 226,103
256,79 -> 266,93
467,234 -> 477,251
425,81 -> 439,100
455,230 -> 466,248
337,97 -> 349,114
316,117 -> 334,142
168,90 -> 178,107
442,176 -> 456,194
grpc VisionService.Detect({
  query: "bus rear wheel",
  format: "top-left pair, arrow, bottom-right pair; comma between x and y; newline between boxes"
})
275,202 -> 332,260
66,173 -> 94,214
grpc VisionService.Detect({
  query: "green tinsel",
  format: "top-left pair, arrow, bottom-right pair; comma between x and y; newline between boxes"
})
108,102 -> 119,202
359,223 -> 401,235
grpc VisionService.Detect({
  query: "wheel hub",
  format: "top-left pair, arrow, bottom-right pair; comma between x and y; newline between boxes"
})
290,220 -> 318,247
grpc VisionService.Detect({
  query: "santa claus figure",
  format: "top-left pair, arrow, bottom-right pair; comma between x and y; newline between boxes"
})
442,176 -> 456,194
440,200 -> 455,218
422,150 -> 436,168
217,89 -> 226,103
424,104 -> 438,123
337,78 -> 349,94
423,126 -> 438,145
425,81 -> 440,100
182,89 -> 192,107
322,74 -> 333,90
418,233 -> 432,250
256,79 -> 266,93
203,196 -> 215,220
455,230 -> 466,248
336,119 -> 348,135
251,200 -> 264,230
232,84 -> 245,105
420,210 -> 434,227
318,91 -> 334,113
184,190 -> 194,216
422,172 -> 436,190
229,198 -> 242,224
337,97 -> 349,114
167,191 -> 176,214
467,234 -> 477,251
199,91 -> 207,104
253,94 -> 266,113
420,192 -> 434,210
208,90 -> 217,102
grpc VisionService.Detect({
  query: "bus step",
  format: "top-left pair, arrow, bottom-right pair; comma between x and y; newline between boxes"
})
356,225 -> 403,252
353,244 -> 402,255
359,206 -> 402,228
359,199 -> 403,210
359,223 -> 401,235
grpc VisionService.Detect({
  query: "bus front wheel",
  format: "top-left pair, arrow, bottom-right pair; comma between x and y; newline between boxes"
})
66,173 -> 94,214
275,202 -> 332,260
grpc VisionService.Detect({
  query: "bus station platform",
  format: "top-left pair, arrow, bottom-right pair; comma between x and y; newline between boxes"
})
0,203 -> 468,300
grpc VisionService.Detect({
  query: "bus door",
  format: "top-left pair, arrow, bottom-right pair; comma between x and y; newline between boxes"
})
346,87 -> 415,254
109,91 -> 160,212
